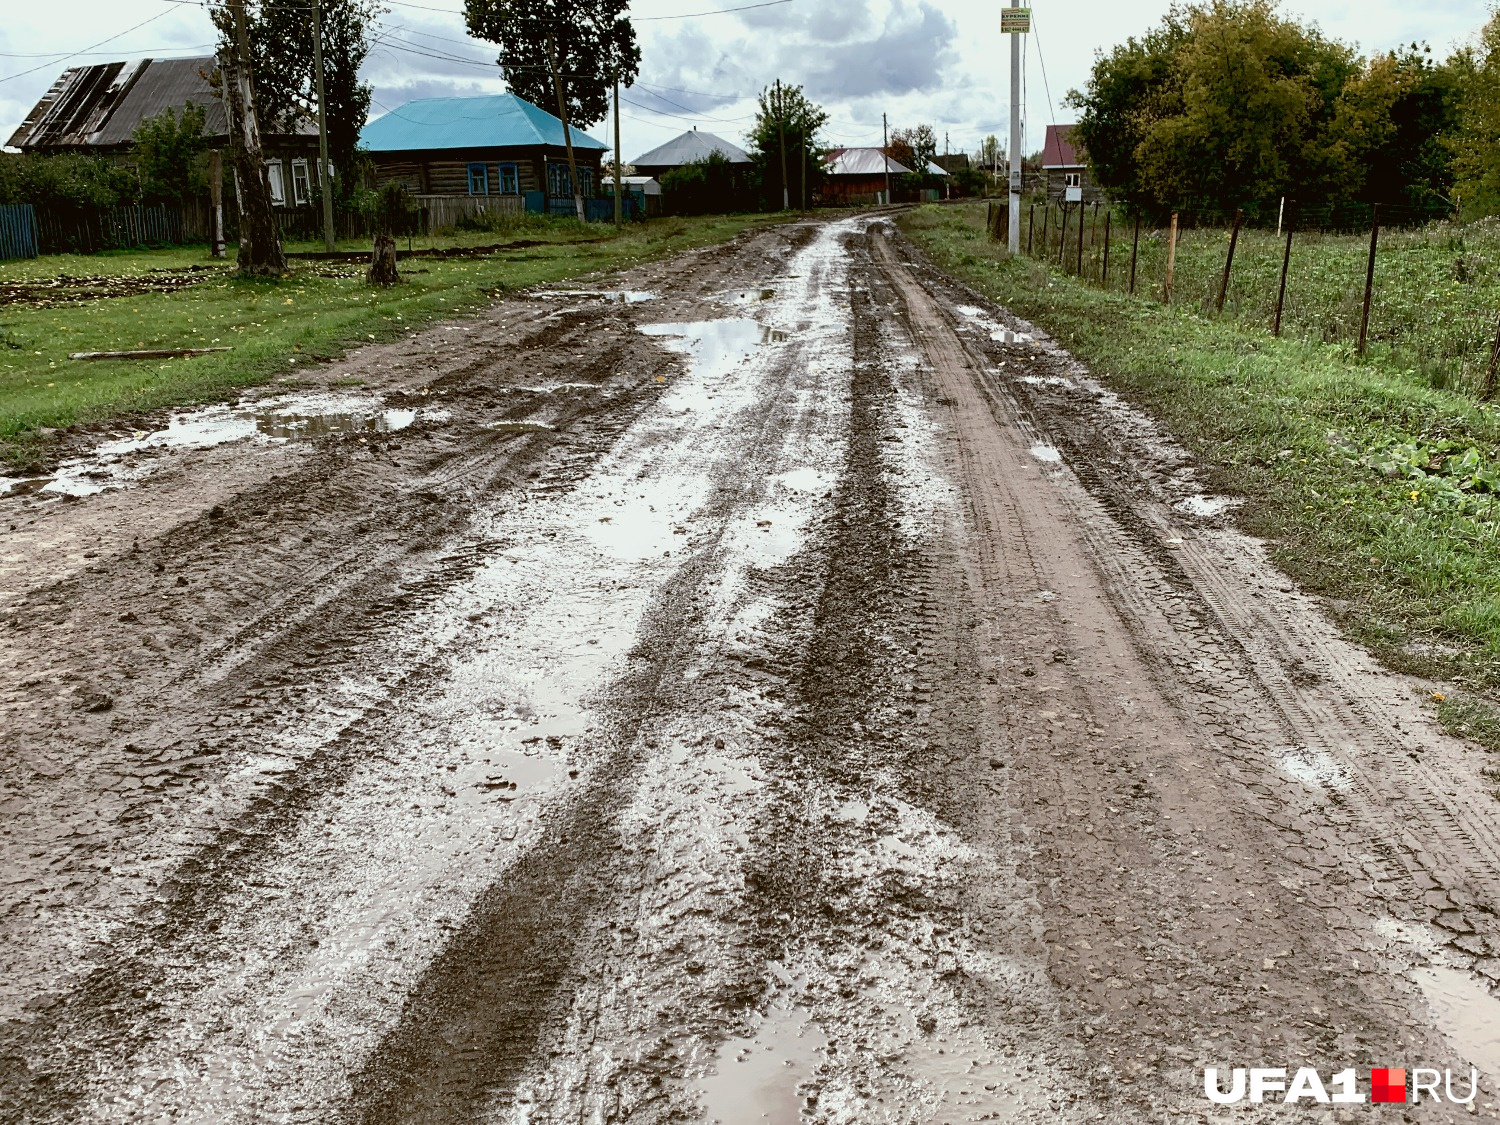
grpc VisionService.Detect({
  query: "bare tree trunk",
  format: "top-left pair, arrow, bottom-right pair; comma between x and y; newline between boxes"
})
367,235 -> 399,287
545,36 -> 586,223
224,1 -> 285,277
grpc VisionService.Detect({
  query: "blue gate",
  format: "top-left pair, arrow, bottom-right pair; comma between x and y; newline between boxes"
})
0,204 -> 38,260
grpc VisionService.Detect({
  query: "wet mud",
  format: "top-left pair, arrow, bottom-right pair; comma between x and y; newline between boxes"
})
3,215 -> 1500,1123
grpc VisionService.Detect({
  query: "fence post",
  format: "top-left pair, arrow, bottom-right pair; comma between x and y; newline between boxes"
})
1485,316 -> 1500,401
1358,203 -> 1381,356
1101,210 -> 1111,287
1129,214 -> 1140,295
1216,208 -> 1244,313
1040,203 -> 1049,258
1027,202 -> 1035,255
987,201 -> 994,240
1090,201 -> 1099,251
1058,203 -> 1069,267
1164,211 -> 1179,303
1273,222 -> 1293,338
1076,203 -> 1085,275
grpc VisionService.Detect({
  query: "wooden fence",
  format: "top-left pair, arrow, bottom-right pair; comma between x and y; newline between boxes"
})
0,204 -> 39,260
417,194 -> 524,233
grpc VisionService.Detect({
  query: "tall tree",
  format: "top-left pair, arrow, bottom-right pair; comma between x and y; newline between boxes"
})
891,124 -> 938,172
1331,46 -> 1461,222
212,0 -> 381,202
746,82 -> 829,211
1452,12 -> 1500,216
465,0 -> 640,220
216,1 -> 285,277
1069,0 -> 1356,222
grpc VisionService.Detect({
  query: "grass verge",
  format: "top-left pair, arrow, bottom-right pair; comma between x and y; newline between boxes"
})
900,202 -> 1500,703
0,213 -> 771,470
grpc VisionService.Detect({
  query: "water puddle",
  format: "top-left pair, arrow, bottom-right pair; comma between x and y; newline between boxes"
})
638,319 -> 790,379
1414,964 -> 1500,1075
990,329 -> 1034,345
697,1001 -> 827,1124
543,288 -> 656,304
1028,443 -> 1062,464
1017,374 -> 1074,389
731,288 -> 778,305
834,800 -> 869,822
1176,494 -> 1238,518
1275,744 -> 1350,793
4,393 -> 441,499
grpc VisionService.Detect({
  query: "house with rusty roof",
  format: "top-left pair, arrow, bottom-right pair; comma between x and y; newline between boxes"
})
821,147 -> 911,205
9,57 -> 320,211
1041,124 -> 1102,204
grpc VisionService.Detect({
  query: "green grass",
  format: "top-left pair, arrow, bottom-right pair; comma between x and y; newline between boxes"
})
1018,201 -> 1500,395
0,213 -> 771,469
900,202 -> 1500,701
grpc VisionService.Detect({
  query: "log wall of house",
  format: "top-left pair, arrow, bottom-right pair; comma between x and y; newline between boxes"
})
372,147 -> 603,197
1045,167 -> 1104,203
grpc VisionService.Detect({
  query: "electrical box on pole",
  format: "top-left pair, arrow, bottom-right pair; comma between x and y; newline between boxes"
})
1005,4 -> 1029,253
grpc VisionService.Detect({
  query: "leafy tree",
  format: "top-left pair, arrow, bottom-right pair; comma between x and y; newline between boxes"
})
975,134 -> 1001,174
1069,1 -> 1357,222
952,166 -> 989,197
466,0 -> 638,128
212,0 -> 381,202
466,0 -> 639,219
1332,46 -> 1460,222
660,152 -> 742,215
132,103 -> 208,204
891,124 -> 938,172
1452,12 -> 1500,216
746,82 -> 829,209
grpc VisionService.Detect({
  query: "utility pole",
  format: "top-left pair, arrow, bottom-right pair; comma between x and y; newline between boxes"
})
613,74 -> 622,227
311,0 -> 335,253
882,112 -> 891,207
776,79 -> 789,211
1006,0 -> 1025,253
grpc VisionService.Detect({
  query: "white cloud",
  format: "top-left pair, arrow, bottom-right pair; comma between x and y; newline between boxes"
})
0,0 -> 1491,166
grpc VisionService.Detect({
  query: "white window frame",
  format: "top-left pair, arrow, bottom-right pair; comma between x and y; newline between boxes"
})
291,159 -> 311,206
265,160 -> 286,206
1064,171 -> 1081,188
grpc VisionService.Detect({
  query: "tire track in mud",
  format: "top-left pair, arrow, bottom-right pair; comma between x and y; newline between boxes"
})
0,223 -> 823,1123
876,227 -> 1491,1118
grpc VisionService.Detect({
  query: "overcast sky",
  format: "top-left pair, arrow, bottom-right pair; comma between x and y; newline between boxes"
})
1,0 -> 1491,163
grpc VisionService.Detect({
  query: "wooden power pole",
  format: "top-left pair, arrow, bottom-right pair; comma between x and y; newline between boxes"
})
311,0 -> 335,253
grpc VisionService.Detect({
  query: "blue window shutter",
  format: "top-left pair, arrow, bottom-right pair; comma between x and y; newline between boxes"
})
467,163 -> 488,195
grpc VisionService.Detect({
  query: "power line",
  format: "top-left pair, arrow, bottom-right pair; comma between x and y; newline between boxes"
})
1030,11 -> 1057,128
0,8 -> 175,84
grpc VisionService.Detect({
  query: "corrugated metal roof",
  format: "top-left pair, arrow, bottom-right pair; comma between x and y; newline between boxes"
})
8,56 -> 307,150
92,58 -> 228,145
629,129 -> 751,167
823,147 -> 911,177
1042,124 -> 1082,168
360,94 -> 606,153
925,159 -> 950,176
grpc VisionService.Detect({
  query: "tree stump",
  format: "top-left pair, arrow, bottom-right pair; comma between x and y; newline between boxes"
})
367,235 -> 400,287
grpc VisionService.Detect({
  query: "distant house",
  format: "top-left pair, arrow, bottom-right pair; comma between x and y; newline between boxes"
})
821,147 -> 911,205
932,153 -> 970,175
8,56 -> 320,211
1041,124 -> 1101,204
360,94 -> 607,216
628,129 -> 753,180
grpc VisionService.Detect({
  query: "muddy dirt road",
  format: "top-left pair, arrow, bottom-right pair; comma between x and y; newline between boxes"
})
5,215 -> 1500,1122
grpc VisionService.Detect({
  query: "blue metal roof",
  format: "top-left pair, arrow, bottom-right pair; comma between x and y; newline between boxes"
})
360,94 -> 607,152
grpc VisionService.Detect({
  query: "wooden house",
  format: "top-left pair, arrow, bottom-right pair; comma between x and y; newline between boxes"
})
360,94 -> 608,218
1041,125 -> 1103,204
7,56 -> 321,212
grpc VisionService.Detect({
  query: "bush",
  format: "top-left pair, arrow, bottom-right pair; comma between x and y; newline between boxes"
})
0,152 -> 139,208
953,166 -> 990,197
132,103 -> 208,204
453,207 -> 553,236
362,181 -> 419,238
661,152 -> 741,216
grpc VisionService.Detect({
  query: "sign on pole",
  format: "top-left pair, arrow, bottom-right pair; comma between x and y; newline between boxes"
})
1001,7 -> 1031,33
